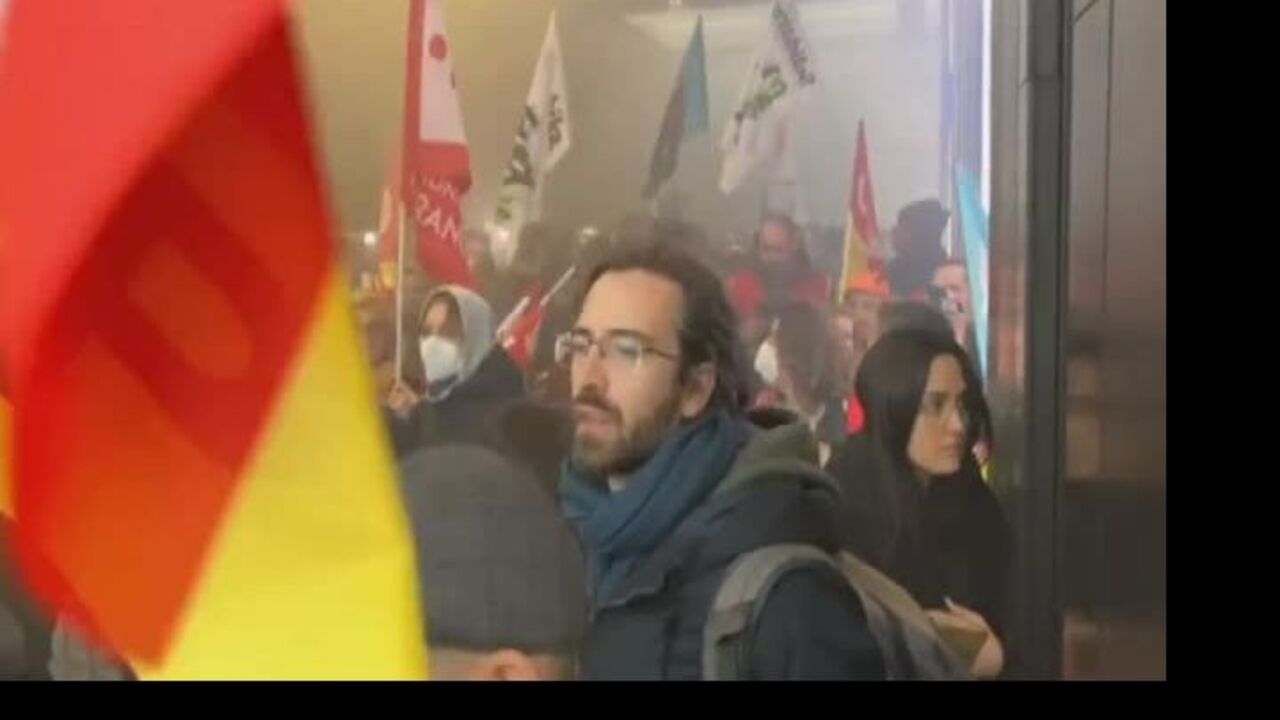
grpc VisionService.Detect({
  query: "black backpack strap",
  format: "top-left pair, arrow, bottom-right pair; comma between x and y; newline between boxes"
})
701,543 -> 836,681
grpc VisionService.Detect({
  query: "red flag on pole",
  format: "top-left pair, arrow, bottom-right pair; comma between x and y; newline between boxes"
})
502,287 -> 547,371
401,0 -> 473,288
838,120 -> 884,298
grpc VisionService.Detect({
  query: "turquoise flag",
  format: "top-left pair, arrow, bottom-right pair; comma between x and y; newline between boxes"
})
955,165 -> 990,379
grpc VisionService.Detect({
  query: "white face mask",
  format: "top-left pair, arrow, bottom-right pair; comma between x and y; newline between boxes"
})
754,340 -> 779,386
419,336 -> 463,388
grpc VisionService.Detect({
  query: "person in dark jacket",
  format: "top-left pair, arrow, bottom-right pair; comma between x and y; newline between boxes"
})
1,517 -> 53,680
462,227 -> 519,323
2,517 -> 137,680
825,329 -> 1010,678
878,299 -> 957,343
490,399 -> 575,500
886,199 -> 950,301
386,285 -> 524,458
557,240 -> 884,680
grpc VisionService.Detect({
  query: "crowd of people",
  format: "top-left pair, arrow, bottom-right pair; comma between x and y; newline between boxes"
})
1,198 -> 1011,681
351,196 -> 1010,680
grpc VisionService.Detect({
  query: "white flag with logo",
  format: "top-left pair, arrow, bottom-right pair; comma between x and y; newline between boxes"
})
719,0 -> 817,195
491,11 -> 571,266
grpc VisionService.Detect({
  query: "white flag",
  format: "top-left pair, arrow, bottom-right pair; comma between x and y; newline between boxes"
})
413,0 -> 467,149
491,11 -> 571,266
719,0 -> 817,195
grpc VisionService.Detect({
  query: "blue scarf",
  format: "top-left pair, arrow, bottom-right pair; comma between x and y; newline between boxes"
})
560,410 -> 748,606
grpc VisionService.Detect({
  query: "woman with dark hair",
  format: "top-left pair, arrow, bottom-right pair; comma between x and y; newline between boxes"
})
825,329 -> 1008,678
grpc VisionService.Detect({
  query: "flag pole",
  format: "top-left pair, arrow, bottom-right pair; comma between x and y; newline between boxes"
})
394,201 -> 407,386
494,296 -> 532,345
541,264 -> 577,309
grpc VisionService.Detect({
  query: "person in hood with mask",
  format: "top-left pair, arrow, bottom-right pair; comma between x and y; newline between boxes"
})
726,214 -> 830,351
386,285 -> 525,458
558,240 -> 882,680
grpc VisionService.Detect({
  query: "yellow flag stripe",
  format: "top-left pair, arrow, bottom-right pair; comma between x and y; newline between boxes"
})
131,273 -> 426,679
839,210 -> 869,300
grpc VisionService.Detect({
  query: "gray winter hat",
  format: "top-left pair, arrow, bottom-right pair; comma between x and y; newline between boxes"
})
398,445 -> 586,655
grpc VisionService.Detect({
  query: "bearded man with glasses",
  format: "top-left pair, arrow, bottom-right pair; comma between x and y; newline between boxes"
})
556,240 -> 885,681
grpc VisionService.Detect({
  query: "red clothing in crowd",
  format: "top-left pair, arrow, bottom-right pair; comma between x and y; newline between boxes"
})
846,395 -> 866,434
726,269 -> 831,326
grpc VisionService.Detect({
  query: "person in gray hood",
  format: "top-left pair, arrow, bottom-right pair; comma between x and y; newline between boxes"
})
386,285 -> 525,458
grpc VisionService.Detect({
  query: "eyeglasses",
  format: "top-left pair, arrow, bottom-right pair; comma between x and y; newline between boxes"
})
555,330 -> 678,373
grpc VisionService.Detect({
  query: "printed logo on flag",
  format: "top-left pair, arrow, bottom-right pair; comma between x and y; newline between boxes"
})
772,1 -> 816,87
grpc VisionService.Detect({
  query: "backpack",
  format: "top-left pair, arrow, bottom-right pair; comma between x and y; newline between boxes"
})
702,543 -> 972,681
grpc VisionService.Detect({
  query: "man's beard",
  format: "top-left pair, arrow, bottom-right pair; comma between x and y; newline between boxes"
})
571,384 -> 683,478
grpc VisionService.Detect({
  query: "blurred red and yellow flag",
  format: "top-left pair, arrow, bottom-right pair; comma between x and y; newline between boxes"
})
0,0 -> 425,678
838,120 -> 883,299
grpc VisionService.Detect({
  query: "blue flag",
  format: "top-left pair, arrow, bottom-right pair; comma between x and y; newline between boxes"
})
644,16 -> 709,199
955,165 -> 990,379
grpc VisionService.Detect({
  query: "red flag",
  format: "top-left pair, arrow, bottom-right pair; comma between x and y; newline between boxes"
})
0,0 -> 425,674
401,0 -> 473,288
838,120 -> 884,296
851,121 -> 881,246
846,395 -> 866,435
502,287 -> 547,371
1,0 -> 324,660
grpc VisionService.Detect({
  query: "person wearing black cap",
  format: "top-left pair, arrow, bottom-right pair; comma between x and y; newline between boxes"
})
398,445 -> 586,680
886,199 -> 950,301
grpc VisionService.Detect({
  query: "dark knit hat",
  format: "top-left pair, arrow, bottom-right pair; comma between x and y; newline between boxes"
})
878,300 -> 955,342
398,445 -> 586,655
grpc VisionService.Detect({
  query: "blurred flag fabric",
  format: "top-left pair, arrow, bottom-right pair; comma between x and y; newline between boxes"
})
643,15 -> 709,200
838,119 -> 883,299
0,0 -> 426,679
400,0 -> 474,288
